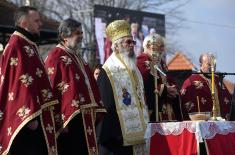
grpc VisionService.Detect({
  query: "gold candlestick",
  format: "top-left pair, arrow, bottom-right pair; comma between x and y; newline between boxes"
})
211,57 -> 218,120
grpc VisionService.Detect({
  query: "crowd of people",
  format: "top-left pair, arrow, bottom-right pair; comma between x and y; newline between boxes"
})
0,5 -> 233,155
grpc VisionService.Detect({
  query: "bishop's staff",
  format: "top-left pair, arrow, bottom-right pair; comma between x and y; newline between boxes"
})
150,62 -> 160,121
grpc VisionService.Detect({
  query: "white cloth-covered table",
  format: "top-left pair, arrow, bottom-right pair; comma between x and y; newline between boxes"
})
145,121 -> 235,155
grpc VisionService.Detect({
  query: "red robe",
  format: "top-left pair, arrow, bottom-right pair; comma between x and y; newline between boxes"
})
137,53 -> 182,121
0,31 -> 58,155
44,44 -> 105,155
104,37 -> 112,62
180,73 -> 231,120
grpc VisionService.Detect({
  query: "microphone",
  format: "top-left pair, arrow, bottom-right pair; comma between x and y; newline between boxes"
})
154,65 -> 166,77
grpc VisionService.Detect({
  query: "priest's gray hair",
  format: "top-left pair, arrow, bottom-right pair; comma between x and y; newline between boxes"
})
58,18 -> 81,42
111,38 -> 124,52
199,52 -> 215,64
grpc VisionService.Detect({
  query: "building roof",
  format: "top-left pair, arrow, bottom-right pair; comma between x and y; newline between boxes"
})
167,52 -> 196,71
224,80 -> 235,95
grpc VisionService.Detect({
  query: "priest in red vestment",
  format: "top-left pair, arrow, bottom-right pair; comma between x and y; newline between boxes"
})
0,6 -> 58,155
137,34 -> 182,122
44,18 -> 105,155
180,53 -> 231,120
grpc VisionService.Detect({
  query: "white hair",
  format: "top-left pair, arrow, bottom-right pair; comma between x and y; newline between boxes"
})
143,33 -> 164,51
111,38 -> 124,52
110,37 -> 137,71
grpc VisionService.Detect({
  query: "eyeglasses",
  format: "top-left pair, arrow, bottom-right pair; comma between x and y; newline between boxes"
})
124,39 -> 136,45
74,31 -> 83,35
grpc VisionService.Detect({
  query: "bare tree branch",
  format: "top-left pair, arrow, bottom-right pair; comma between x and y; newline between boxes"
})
8,0 -> 189,62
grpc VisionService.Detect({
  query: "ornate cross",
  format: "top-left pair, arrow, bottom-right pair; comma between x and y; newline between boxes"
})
224,97 -> 229,105
46,124 -> 54,134
50,146 -> 56,153
87,126 -> 92,136
92,147 -> 96,154
71,100 -> 79,108
36,68 -> 43,78
75,74 -> 80,80
201,97 -> 207,105
8,92 -> 14,101
48,67 -> 55,75
10,57 -> 18,66
7,127 -> 12,136
17,106 -> 30,120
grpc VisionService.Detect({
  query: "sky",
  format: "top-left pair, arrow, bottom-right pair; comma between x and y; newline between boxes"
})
158,0 -> 235,83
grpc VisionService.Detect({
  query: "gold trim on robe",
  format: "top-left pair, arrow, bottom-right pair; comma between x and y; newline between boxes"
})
103,52 -> 149,146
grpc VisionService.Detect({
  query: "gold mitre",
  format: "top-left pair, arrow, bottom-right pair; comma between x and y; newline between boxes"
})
106,20 -> 131,42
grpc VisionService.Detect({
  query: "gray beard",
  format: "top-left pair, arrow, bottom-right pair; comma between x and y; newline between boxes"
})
119,49 -> 137,71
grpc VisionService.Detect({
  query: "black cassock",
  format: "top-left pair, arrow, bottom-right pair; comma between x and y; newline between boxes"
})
97,68 -> 133,155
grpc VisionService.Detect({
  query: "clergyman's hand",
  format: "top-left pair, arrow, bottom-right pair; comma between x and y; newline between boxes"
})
167,85 -> 178,98
27,119 -> 39,130
62,126 -> 69,134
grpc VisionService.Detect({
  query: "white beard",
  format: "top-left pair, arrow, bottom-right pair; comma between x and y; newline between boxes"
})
119,48 -> 137,71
